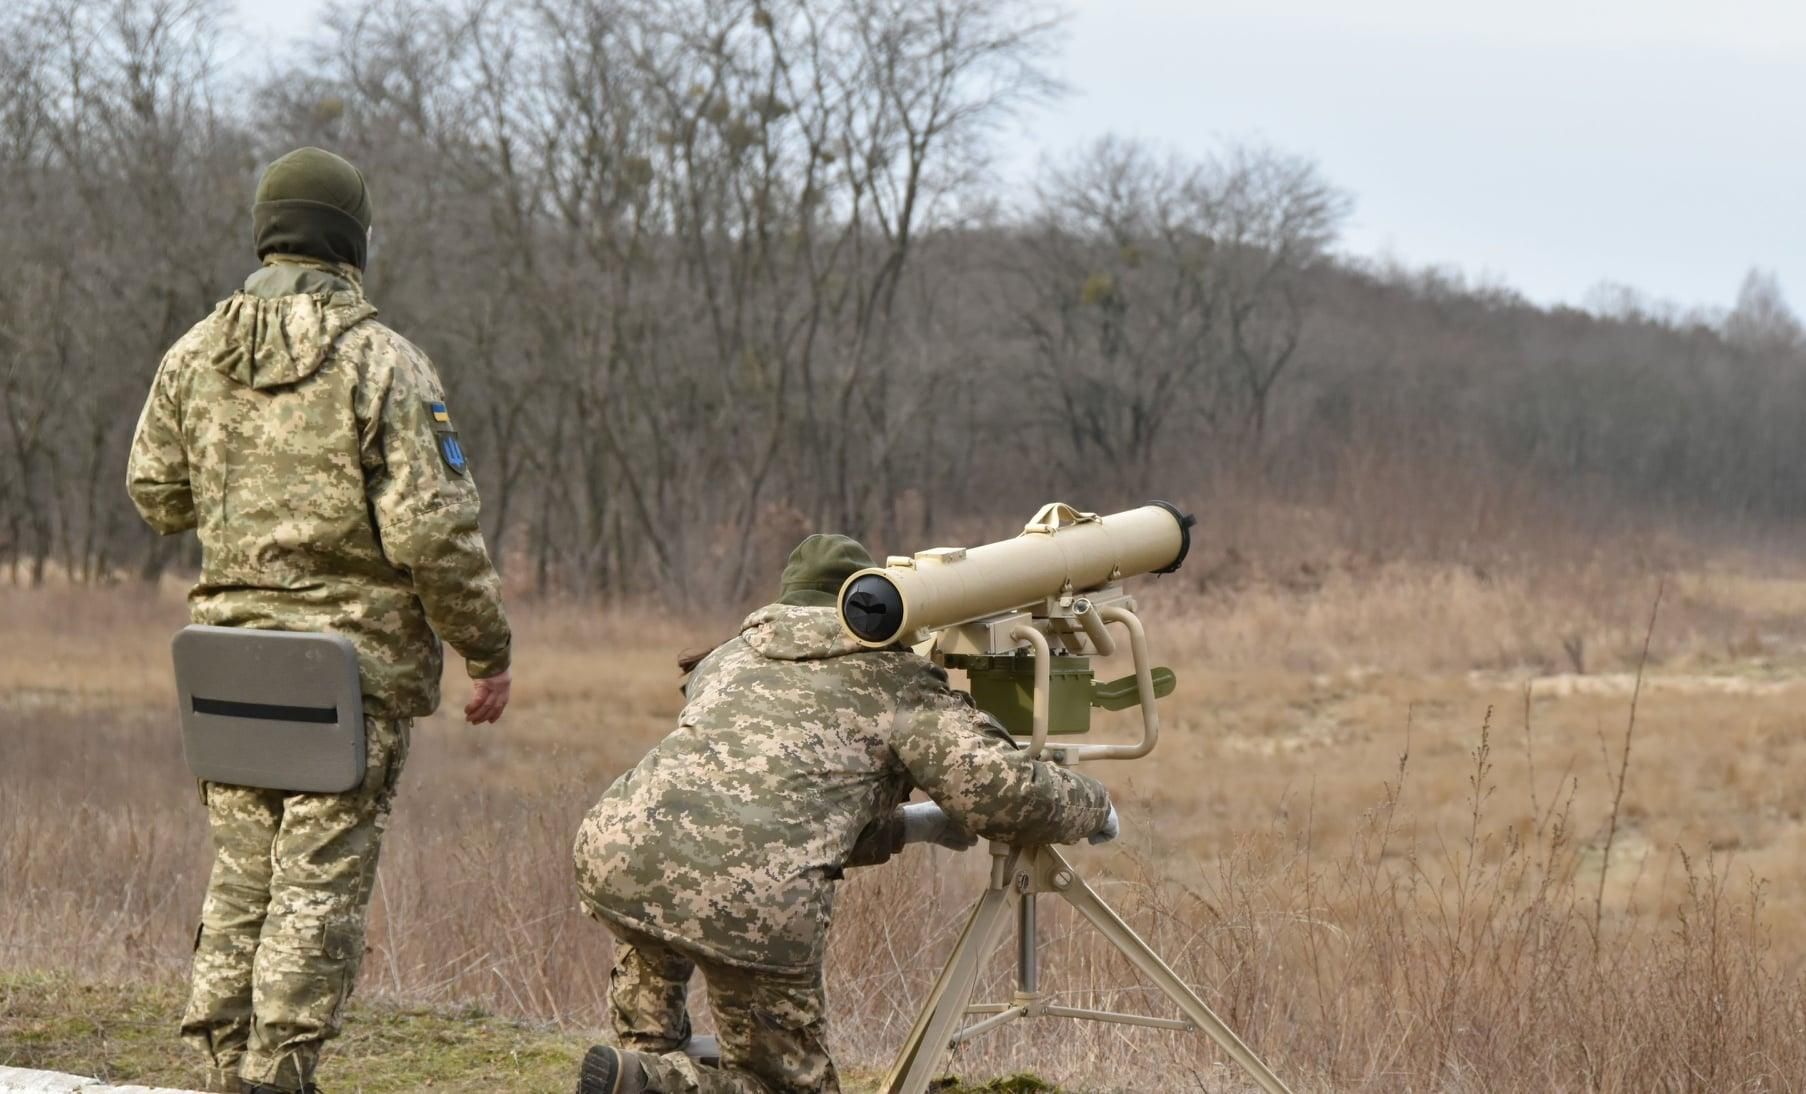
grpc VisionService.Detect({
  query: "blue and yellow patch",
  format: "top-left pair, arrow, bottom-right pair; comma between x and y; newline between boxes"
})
424,400 -> 468,474
440,434 -> 467,472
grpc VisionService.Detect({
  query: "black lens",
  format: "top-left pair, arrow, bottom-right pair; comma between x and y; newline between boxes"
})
841,574 -> 905,644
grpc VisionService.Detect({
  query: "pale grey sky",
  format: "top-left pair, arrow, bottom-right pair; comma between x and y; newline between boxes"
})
234,0 -> 1806,314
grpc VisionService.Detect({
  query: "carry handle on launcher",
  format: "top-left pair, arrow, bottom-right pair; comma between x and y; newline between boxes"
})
1008,598 -> 1164,762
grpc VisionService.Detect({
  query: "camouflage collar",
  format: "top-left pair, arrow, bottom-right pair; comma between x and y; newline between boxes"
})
739,603 -> 865,661
247,253 -> 365,299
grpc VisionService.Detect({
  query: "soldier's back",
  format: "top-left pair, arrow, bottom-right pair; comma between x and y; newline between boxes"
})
576,604 -> 929,972
153,281 -> 445,716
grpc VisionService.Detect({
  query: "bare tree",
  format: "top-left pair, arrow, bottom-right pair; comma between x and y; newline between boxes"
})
7,0 -> 1803,595
1200,143 -> 1349,441
0,0 -> 243,583
1724,268 -> 1804,359
1018,137 -> 1347,484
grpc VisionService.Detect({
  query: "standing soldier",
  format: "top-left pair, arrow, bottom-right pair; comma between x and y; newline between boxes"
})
572,534 -> 1118,1094
126,147 -> 514,1094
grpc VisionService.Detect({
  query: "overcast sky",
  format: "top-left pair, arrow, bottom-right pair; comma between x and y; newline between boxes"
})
234,0 -> 1806,313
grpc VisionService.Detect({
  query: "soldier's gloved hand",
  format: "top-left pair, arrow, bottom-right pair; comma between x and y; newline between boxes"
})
1088,804 -> 1120,846
466,668 -> 512,724
900,802 -> 978,851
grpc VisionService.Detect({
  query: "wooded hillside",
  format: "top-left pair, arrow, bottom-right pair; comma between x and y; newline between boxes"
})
3,0 -> 1801,599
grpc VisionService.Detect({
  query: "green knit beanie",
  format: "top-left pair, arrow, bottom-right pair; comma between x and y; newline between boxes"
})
252,147 -> 373,270
777,534 -> 874,608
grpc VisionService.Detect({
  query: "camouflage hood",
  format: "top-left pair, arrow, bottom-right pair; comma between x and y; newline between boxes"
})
739,603 -> 864,661
207,257 -> 376,390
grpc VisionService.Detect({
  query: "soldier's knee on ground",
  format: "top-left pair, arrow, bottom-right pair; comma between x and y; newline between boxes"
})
609,937 -> 697,1053
704,968 -> 836,1094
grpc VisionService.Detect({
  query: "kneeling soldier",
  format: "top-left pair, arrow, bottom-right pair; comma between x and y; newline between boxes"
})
571,534 -> 1117,1094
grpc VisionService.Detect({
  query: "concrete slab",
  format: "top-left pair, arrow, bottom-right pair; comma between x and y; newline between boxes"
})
0,1067 -> 202,1094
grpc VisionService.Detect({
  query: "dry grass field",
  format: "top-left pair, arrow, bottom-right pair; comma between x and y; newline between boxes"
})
8,540 -> 1806,1091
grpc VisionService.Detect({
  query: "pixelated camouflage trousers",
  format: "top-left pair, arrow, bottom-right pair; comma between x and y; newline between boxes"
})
604,923 -> 838,1094
181,717 -> 409,1092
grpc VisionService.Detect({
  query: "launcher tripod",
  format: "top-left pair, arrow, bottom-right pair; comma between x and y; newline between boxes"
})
876,587 -> 1292,1094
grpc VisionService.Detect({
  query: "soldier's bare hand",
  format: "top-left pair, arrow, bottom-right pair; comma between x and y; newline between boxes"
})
466,668 -> 511,724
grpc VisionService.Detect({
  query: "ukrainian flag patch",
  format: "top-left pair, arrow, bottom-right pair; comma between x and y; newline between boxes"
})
424,399 -> 468,474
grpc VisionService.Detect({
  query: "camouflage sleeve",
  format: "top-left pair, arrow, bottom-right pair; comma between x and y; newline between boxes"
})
126,351 -> 196,534
845,810 -> 908,868
679,639 -> 731,700
888,663 -> 1112,847
363,343 -> 512,678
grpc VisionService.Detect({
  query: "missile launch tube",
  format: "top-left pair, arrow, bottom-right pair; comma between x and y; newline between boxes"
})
838,502 -> 1192,648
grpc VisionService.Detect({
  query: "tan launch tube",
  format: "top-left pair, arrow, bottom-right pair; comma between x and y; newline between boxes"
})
837,502 -> 1191,648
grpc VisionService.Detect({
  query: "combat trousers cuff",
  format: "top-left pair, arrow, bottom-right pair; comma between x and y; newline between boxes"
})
240,1049 -> 313,1093
180,1022 -> 247,1092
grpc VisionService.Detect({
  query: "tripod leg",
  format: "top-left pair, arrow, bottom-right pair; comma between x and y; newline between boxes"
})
1041,847 -> 1295,1094
881,882 -> 1018,1094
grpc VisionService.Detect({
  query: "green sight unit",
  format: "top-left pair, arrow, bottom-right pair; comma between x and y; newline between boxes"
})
949,653 -> 1178,737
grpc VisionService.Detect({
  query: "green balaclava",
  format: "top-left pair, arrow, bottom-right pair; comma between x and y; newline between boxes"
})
252,147 -> 373,270
777,534 -> 875,608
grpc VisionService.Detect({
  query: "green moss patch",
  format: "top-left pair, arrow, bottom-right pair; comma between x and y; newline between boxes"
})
0,971 -> 582,1093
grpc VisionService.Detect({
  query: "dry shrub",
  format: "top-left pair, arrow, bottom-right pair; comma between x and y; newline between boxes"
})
828,716 -> 1805,1092
7,577 -> 1806,1090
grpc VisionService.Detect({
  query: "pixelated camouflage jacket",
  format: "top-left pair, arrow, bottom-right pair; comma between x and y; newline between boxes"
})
127,254 -> 511,718
573,604 -> 1112,973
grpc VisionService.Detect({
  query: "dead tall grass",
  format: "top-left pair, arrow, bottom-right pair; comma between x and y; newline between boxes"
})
8,566 -> 1806,1090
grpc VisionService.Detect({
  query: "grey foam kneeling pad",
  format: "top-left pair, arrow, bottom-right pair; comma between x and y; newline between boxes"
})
172,625 -> 365,793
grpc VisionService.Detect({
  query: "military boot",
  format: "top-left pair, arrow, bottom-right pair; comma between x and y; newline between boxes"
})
578,1044 -> 653,1094
245,1085 -> 321,1094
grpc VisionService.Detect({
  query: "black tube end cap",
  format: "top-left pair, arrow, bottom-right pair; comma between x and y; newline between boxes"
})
841,574 -> 906,644
1148,500 -> 1195,574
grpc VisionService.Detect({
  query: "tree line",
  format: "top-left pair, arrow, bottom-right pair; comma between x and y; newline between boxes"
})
3,0 -> 1802,599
